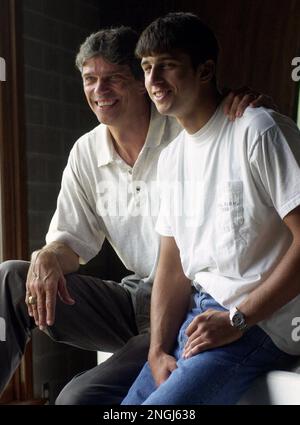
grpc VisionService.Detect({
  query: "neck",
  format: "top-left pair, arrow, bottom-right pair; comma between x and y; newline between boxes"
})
177,86 -> 222,134
108,102 -> 151,167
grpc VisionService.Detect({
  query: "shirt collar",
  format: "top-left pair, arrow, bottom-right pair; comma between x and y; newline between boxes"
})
143,102 -> 167,149
96,125 -> 119,167
96,103 -> 168,168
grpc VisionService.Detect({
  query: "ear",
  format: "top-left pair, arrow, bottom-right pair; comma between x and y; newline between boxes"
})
197,60 -> 216,83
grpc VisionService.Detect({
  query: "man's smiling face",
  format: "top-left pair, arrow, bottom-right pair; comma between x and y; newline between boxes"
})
141,50 -> 200,120
82,55 -> 145,127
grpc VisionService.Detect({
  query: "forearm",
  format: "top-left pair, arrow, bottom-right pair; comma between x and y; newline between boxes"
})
150,272 -> 191,357
149,237 -> 191,358
31,241 -> 79,275
239,238 -> 300,326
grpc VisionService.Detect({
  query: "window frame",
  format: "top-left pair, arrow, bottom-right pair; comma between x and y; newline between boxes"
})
0,0 -> 31,403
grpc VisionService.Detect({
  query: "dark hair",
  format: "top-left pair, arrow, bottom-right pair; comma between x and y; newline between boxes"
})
136,12 -> 219,70
76,26 -> 143,80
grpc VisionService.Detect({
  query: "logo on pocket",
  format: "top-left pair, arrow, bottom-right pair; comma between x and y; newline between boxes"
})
216,181 -> 244,231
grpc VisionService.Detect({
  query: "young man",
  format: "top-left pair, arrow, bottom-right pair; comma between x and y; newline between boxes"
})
0,26 -> 271,405
122,13 -> 300,405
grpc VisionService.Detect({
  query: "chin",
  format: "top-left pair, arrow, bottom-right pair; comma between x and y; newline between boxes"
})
95,112 -> 115,125
154,104 -> 170,116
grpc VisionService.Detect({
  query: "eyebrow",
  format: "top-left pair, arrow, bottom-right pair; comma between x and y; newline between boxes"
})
141,55 -> 179,65
82,70 -> 129,78
82,72 -> 94,78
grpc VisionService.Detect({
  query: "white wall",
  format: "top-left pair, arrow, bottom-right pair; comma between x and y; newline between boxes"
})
97,352 -> 113,364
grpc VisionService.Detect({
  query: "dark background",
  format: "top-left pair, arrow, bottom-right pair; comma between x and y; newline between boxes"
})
21,0 -> 300,403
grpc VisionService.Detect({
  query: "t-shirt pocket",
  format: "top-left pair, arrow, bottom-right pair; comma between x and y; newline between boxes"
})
215,181 -> 247,274
216,181 -> 244,232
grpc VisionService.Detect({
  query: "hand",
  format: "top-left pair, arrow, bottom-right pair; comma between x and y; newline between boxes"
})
148,350 -> 178,387
182,309 -> 243,359
223,87 -> 278,121
25,250 -> 75,330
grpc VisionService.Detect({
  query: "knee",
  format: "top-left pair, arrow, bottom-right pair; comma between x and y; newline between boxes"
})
0,260 -> 29,295
55,379 -> 89,405
55,371 -> 121,405
0,260 -> 29,279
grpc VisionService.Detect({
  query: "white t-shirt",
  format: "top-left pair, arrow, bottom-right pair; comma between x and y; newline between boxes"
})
156,104 -> 300,355
46,105 -> 181,285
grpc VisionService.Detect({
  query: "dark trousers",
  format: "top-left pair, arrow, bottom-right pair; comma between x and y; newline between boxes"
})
0,260 -> 150,404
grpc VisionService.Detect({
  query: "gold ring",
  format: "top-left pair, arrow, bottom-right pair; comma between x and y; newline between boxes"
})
28,295 -> 37,305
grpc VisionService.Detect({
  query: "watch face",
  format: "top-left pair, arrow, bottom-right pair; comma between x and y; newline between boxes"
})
233,312 -> 244,327
231,310 -> 247,331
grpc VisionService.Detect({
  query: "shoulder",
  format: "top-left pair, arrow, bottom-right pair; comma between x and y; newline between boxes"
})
72,123 -> 104,154
68,123 -> 106,169
234,107 -> 300,154
63,124 -> 106,181
238,107 -> 297,136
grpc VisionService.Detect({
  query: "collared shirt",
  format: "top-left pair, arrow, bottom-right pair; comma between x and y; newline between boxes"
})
46,104 -> 181,284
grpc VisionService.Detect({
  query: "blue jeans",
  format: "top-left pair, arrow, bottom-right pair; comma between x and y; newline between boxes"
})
122,291 -> 296,405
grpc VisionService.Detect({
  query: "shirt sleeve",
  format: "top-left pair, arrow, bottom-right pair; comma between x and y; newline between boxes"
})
155,149 -> 174,237
249,119 -> 300,219
46,143 -> 105,263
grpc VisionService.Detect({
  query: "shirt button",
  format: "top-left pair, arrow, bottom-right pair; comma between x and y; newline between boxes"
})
128,169 -> 133,175
136,186 -> 141,192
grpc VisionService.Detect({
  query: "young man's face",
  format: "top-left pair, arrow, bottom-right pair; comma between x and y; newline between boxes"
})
141,50 -> 200,119
82,56 -> 145,127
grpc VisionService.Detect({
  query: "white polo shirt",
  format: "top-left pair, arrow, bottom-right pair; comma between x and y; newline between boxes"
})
156,104 -> 300,354
46,105 -> 181,284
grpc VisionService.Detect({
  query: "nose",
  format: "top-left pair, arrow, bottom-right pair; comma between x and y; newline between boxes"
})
94,77 -> 109,94
148,66 -> 163,85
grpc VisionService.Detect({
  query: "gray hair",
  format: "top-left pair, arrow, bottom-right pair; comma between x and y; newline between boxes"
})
75,26 -> 143,80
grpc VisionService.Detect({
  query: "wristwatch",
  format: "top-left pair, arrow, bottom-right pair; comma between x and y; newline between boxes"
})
229,307 -> 248,332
